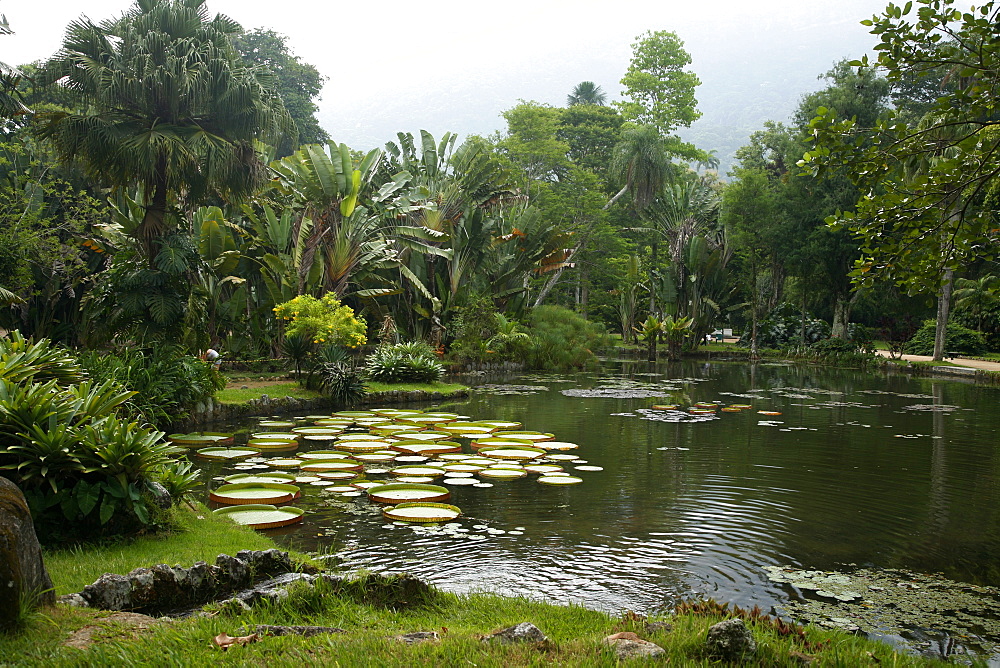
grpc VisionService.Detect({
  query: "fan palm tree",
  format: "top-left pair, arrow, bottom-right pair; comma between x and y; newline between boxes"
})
605,125 -> 671,211
953,275 -> 1000,333
38,0 -> 291,265
567,81 -> 607,106
0,14 -> 30,118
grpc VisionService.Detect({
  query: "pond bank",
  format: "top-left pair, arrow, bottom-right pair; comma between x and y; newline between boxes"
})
173,383 -> 469,430
10,506 -> 932,666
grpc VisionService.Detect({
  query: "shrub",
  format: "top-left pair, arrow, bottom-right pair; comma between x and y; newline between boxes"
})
903,320 -> 988,356
273,293 -> 367,348
523,306 -> 611,370
316,362 -> 367,406
0,332 -> 181,542
738,302 -> 830,349
365,342 -> 444,383
77,346 -> 224,426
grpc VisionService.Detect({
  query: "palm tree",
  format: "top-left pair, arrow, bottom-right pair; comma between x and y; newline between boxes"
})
38,0 -> 291,264
605,125 -> 671,211
953,275 -> 999,333
0,14 -> 30,118
567,81 -> 607,106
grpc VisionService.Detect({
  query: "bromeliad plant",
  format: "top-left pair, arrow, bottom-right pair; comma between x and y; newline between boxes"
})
0,331 -> 181,542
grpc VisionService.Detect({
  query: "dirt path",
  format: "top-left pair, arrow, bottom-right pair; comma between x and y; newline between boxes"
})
875,350 -> 1000,371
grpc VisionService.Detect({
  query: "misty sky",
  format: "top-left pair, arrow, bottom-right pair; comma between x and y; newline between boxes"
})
3,0 -> 893,152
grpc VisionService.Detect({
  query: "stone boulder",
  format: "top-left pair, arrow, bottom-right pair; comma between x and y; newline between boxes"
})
706,618 -> 757,660
0,477 -> 55,629
483,622 -> 547,644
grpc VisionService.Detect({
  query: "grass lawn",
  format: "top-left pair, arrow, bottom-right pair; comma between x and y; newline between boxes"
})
365,381 -> 468,395
3,506 -> 935,667
215,382 -> 323,404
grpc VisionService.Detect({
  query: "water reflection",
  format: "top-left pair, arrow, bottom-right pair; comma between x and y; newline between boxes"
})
200,361 -> 1000,619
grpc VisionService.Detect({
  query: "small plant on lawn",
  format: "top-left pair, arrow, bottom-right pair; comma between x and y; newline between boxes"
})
366,341 -> 444,383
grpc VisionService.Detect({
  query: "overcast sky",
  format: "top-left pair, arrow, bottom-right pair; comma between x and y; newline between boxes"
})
2,0 -> 892,151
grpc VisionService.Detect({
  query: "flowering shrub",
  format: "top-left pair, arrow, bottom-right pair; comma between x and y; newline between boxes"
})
273,294 -> 367,348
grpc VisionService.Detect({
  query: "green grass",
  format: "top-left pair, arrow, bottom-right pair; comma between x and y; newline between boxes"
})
215,382 -> 323,404
364,381 -> 468,395
43,504 -> 312,596
6,507 -> 938,666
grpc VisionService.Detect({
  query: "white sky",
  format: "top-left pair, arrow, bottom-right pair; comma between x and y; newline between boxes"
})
2,0 -> 892,150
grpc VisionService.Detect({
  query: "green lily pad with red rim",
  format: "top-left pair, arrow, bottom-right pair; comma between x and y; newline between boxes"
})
391,440 -> 463,455
169,433 -> 230,446
366,482 -> 450,504
492,431 -> 555,442
524,463 -> 564,474
196,446 -> 261,460
248,440 -> 299,452
476,445 -> 546,460
224,472 -> 296,484
209,482 -> 300,505
317,471 -> 359,481
538,475 -> 584,485
479,467 -> 528,479
382,502 -> 461,523
213,504 -> 304,529
390,465 -> 447,477
258,420 -> 297,428
336,440 -> 396,453
299,459 -> 363,473
390,431 -> 451,441
538,441 -> 579,451
299,450 -> 354,460
266,457 -> 304,468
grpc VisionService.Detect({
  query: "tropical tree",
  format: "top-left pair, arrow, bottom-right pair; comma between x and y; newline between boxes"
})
953,275 -> 1000,334
0,13 -> 29,118
567,81 -> 607,106
606,124 -> 672,211
38,0 -> 292,264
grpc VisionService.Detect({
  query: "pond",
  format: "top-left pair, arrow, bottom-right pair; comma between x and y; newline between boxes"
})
193,360 -> 1000,660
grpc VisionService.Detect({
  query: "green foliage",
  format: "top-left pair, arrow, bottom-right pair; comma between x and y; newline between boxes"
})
801,0 -> 1000,296
616,30 -> 701,138
315,362 -> 367,406
524,306 -> 611,370
154,459 -> 200,506
76,346 -> 224,425
737,303 -> 832,349
0,332 -> 181,542
273,293 -> 367,348
365,342 -> 444,383
904,320 -> 988,356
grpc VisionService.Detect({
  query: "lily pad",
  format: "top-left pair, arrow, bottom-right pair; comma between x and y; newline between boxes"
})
383,502 -> 461,523
538,475 -> 584,485
300,459 -> 363,473
224,472 -> 296,484
209,482 -> 300,505
214,504 -> 304,529
479,467 -> 528,479
391,440 -> 463,455
367,482 -> 451,504
196,446 -> 261,460
477,445 -> 546,460
390,465 -> 447,477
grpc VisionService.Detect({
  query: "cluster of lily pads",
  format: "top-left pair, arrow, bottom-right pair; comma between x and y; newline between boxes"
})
169,408 -> 600,531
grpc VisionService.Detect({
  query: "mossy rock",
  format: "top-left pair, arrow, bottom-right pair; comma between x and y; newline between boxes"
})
0,478 -> 55,629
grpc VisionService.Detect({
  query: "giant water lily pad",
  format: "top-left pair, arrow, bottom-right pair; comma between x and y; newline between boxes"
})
391,431 -> 451,441
391,465 -> 446,477
300,459 -> 363,473
251,432 -> 299,441
224,472 -> 296,484
258,420 -> 297,428
479,468 -> 527,479
383,502 -> 461,523
267,457 -> 304,468
538,475 -> 583,485
477,445 -> 546,461
214,504 -> 304,529
169,433 -> 230,446
391,441 -> 462,455
209,482 -> 300,505
493,431 -> 554,442
196,446 -> 261,460
299,450 -> 354,460
336,440 -> 395,453
537,441 -> 579,451
367,482 -> 450,504
248,439 -> 299,451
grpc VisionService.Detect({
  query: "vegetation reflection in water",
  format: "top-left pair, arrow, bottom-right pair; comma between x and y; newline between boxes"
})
196,360 -> 1000,657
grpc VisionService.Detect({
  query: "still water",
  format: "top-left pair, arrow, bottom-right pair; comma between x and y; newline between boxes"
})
200,360 -> 1000,642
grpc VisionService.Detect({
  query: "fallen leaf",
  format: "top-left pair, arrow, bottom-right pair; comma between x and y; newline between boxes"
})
604,631 -> 642,643
213,632 -> 259,650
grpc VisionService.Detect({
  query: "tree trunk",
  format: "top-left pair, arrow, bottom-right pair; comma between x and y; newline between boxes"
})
647,335 -> 657,362
603,185 -> 628,210
649,239 -> 658,314
580,264 -> 589,318
831,295 -> 850,339
932,269 -> 954,361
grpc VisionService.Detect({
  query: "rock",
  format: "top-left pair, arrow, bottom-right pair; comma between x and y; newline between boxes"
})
82,573 -> 132,610
705,618 -> 757,660
235,549 -> 295,577
645,621 -> 673,634
603,632 -> 666,660
393,631 -> 439,644
0,477 -> 56,628
483,622 -> 547,644
145,481 -> 172,510
215,553 -> 250,588
58,593 -> 89,608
